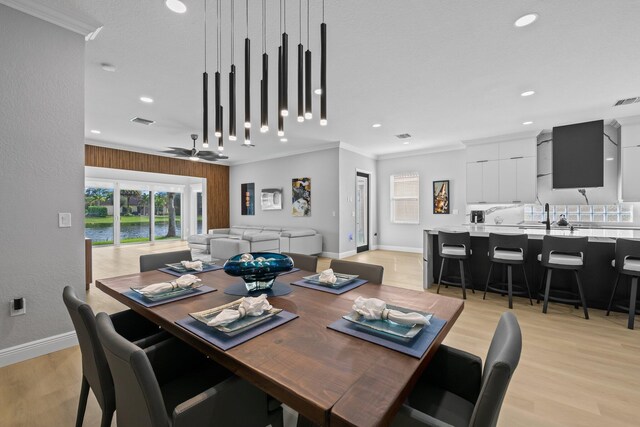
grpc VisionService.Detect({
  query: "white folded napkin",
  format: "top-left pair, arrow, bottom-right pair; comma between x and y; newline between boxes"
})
318,268 -> 337,284
139,274 -> 201,295
181,260 -> 203,271
207,294 -> 273,326
352,296 -> 430,326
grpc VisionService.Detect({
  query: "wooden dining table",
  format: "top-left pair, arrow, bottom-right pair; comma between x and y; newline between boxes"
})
96,268 -> 464,427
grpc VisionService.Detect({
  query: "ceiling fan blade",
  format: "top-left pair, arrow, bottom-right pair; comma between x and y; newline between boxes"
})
199,152 -> 228,161
163,148 -> 191,156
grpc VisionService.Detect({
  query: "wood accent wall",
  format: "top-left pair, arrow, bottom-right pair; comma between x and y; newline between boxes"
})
85,145 -> 229,230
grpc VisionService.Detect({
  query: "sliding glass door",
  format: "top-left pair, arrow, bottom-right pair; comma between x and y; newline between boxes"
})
154,191 -> 182,241
119,188 -> 151,244
84,185 -> 115,245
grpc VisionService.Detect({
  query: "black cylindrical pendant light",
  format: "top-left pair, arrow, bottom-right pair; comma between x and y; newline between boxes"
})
229,0 -> 237,141
203,72 -> 209,148
202,0 -> 210,148
304,0 -> 312,120
281,0 -> 289,117
244,126 -> 251,146
320,19 -> 326,126
217,106 -> 224,151
215,71 -> 221,137
260,0 -> 268,132
244,0 -> 251,129
278,45 -> 284,136
229,65 -> 236,140
297,0 -> 304,122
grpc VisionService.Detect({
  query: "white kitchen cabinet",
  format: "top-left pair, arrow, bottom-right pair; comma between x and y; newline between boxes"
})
466,143 -> 500,163
622,145 -> 640,201
467,160 -> 500,203
498,157 -> 536,203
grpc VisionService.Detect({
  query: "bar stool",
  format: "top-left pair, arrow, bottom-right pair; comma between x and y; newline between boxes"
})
483,233 -> 533,309
437,231 -> 474,299
536,235 -> 589,319
606,238 -> 640,329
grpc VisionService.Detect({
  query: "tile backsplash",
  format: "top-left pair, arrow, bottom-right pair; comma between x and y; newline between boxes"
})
523,204 -> 633,223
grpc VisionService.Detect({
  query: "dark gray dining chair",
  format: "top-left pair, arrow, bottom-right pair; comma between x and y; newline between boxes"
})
139,249 -> 193,272
95,312 -> 282,427
282,252 -> 318,272
62,286 -> 167,427
329,259 -> 384,284
392,312 -> 522,427
606,238 -> 640,329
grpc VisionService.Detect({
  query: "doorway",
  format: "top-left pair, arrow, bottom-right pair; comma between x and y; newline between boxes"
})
356,171 -> 370,253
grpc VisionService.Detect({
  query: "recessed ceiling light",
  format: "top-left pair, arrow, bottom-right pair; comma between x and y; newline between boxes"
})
514,13 -> 538,28
403,141 -> 410,145
280,138 -> 288,142
522,121 -> 533,125
165,0 -> 187,14
372,123 -> 382,128
140,96 -> 154,103
314,88 -> 322,95
520,90 -> 535,97
100,63 -> 116,72
606,157 -> 614,161
90,129 -> 101,134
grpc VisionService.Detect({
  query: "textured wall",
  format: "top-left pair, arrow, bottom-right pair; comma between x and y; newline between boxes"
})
85,145 -> 230,229
0,6 -> 85,349
377,150 -> 467,250
229,148 -> 340,254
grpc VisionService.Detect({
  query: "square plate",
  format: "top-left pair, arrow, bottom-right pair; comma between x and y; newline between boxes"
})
190,299 -> 283,336
165,261 -> 216,273
342,304 -> 433,340
302,273 -> 359,288
130,283 -> 203,301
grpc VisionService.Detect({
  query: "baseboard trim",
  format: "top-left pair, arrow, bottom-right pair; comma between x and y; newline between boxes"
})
338,250 -> 358,259
376,245 -> 423,254
0,331 -> 78,368
321,251 -> 339,259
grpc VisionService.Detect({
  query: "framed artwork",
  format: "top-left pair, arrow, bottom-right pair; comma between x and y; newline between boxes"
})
292,177 -> 311,217
241,183 -> 255,215
261,188 -> 283,210
433,180 -> 449,214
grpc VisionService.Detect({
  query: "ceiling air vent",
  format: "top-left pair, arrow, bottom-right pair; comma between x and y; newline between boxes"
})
613,97 -> 640,107
395,133 -> 411,139
130,117 -> 155,125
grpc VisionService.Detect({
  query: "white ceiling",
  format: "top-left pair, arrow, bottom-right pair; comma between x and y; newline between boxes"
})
41,0 -> 640,163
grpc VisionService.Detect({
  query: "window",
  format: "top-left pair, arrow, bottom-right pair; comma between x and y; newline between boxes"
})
390,172 -> 419,224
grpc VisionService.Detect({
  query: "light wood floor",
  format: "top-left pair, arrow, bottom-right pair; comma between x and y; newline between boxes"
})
1,243 -> 638,427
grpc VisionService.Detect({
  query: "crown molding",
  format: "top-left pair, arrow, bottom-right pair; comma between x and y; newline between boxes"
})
0,0 -> 101,37
462,130 -> 541,147
229,142 -> 340,166
377,143 -> 465,161
338,142 -> 378,160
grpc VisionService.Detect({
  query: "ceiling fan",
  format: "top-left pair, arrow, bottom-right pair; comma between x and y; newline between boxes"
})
164,134 -> 228,162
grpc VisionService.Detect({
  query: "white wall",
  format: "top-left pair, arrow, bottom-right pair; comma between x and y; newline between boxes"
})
338,148 -> 377,256
0,5 -> 85,353
229,148 -> 340,254
377,149 -> 467,251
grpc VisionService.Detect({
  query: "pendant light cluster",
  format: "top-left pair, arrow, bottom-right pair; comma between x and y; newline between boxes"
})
200,0 -> 327,153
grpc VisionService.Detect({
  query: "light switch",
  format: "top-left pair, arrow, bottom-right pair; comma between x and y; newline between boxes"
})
58,212 -> 71,228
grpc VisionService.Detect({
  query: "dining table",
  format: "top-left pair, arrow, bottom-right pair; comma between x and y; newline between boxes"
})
96,267 -> 464,427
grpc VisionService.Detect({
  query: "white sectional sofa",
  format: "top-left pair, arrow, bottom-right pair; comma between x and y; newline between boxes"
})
188,225 -> 323,260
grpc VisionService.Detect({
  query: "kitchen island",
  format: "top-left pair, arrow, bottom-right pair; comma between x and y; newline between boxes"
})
423,225 -> 640,310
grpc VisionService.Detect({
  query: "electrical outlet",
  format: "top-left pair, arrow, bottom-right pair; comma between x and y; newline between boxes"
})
58,212 -> 71,228
10,298 -> 26,316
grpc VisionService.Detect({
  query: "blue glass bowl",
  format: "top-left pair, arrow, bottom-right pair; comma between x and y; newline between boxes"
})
223,252 -> 294,292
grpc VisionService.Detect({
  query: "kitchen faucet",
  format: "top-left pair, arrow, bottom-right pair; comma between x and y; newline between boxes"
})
544,203 -> 551,231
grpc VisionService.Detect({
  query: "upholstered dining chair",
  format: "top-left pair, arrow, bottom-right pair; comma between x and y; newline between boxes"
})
282,252 -> 318,272
95,312 -> 282,427
62,286 -> 167,427
139,249 -> 193,272
329,259 -> 384,284
391,312 -> 522,427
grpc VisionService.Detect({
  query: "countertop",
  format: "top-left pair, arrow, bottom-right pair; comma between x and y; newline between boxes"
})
425,225 -> 640,242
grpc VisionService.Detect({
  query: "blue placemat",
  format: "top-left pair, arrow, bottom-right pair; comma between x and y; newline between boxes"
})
275,267 -> 301,276
327,316 -> 447,359
290,278 -> 368,295
175,311 -> 298,351
158,264 -> 224,277
224,281 -> 293,297
122,285 -> 216,307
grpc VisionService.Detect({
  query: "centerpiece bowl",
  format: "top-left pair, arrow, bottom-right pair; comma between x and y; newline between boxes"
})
223,252 -> 294,292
